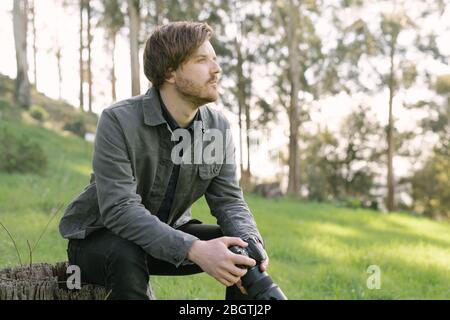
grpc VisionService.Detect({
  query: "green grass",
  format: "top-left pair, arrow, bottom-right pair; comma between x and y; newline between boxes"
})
0,120 -> 449,300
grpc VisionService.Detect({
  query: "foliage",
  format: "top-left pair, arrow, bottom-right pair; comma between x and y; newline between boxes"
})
63,114 -> 87,138
411,150 -> 450,220
0,125 -> 47,174
0,98 -> 12,112
29,104 -> 49,122
303,105 -> 383,204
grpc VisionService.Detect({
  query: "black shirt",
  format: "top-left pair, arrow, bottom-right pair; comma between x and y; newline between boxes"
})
157,91 -> 199,224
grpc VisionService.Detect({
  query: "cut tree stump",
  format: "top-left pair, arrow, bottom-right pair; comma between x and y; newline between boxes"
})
254,182 -> 283,199
0,262 -> 156,300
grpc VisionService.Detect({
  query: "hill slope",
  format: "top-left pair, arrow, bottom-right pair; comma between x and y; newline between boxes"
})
0,81 -> 448,299
0,120 -> 448,299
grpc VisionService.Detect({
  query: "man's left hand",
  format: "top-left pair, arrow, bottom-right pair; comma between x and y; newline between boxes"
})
236,253 -> 270,295
259,254 -> 269,272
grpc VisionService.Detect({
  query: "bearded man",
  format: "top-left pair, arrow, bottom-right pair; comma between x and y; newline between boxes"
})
59,21 -> 268,300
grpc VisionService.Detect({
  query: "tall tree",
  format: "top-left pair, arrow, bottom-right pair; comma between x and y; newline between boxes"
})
229,0 -> 254,188
410,74 -> 450,219
336,0 -> 446,211
78,0 -> 94,112
128,0 -> 141,96
55,45 -> 63,100
79,0 -> 85,111
13,0 -> 30,108
99,0 -> 125,102
86,0 -> 93,112
269,0 -> 338,196
284,0 -> 301,196
29,0 -> 38,91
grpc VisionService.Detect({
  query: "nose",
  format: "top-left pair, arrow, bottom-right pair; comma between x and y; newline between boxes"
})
211,59 -> 222,75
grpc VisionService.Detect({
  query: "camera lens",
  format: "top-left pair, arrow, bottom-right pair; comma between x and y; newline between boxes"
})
241,266 -> 288,300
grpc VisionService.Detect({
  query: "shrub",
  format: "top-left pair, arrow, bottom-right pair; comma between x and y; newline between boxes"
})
411,150 -> 450,220
0,98 -> 11,111
63,114 -> 87,138
341,197 -> 363,209
29,104 -> 49,122
0,126 -> 48,174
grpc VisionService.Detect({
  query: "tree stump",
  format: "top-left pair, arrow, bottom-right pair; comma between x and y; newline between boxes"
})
254,182 -> 283,199
0,262 -> 155,300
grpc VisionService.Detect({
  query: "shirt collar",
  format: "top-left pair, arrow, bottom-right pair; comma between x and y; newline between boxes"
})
157,90 -> 200,131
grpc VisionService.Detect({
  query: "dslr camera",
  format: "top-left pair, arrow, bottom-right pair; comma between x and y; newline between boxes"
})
229,237 -> 287,300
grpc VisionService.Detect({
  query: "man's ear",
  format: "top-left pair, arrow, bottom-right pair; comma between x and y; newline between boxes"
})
165,68 -> 176,84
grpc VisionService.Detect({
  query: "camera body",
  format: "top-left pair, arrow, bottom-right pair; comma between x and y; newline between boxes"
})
229,237 -> 287,300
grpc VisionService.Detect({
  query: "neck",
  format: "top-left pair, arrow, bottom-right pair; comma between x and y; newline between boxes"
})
159,85 -> 198,128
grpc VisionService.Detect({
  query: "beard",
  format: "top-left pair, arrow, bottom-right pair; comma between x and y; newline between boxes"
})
174,75 -> 219,107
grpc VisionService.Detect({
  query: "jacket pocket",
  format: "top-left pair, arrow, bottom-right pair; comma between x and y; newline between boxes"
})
198,163 -> 221,180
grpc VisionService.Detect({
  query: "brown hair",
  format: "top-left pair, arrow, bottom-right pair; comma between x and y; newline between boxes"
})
143,21 -> 213,89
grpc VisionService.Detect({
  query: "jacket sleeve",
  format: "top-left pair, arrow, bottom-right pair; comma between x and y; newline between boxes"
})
203,121 -> 264,246
93,109 -> 198,267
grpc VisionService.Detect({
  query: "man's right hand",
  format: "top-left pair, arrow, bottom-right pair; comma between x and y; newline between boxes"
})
187,237 -> 256,287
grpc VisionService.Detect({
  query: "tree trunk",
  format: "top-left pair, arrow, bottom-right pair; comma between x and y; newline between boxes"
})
30,0 -> 38,91
386,33 -> 397,212
111,35 -> 117,102
286,0 -> 301,196
235,37 -> 246,184
387,87 -> 395,211
13,0 -> 30,109
245,63 -> 252,177
56,47 -> 62,100
87,0 -> 93,113
128,0 -> 141,96
79,0 -> 84,111
0,262 -> 156,300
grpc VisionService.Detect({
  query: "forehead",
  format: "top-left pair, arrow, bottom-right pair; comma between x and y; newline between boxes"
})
191,40 -> 216,58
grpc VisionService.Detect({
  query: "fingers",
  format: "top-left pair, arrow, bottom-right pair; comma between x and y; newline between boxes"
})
231,253 -> 256,268
260,255 -> 269,271
217,277 -> 233,287
259,258 -> 268,272
218,272 -> 240,287
221,236 -> 248,248
236,280 -> 248,295
229,265 -> 248,278
217,263 -> 248,286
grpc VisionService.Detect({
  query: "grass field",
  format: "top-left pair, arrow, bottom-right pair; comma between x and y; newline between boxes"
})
0,120 -> 449,300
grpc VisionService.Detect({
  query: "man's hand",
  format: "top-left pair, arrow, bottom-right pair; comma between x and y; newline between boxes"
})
260,254 -> 269,272
187,237 -> 256,287
236,251 -> 269,295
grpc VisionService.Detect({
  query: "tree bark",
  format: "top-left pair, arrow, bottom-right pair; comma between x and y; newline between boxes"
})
386,32 -> 397,212
79,0 -> 85,111
30,0 -> 38,91
245,62 -> 252,177
13,0 -> 31,109
56,47 -> 62,100
0,262 -> 156,300
111,35 -> 117,102
87,0 -> 93,112
286,0 -> 301,196
235,37 -> 246,183
128,0 -> 141,96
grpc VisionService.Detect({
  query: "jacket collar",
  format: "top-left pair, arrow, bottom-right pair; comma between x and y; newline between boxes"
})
143,87 -> 166,127
143,86 -> 209,131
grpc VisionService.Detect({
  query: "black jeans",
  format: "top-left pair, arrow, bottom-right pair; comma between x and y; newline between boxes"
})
67,222 -> 248,300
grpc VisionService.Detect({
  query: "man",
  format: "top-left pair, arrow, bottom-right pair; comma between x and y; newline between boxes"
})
59,21 -> 268,300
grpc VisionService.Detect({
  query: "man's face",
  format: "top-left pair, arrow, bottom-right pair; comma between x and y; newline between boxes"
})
171,40 -> 222,107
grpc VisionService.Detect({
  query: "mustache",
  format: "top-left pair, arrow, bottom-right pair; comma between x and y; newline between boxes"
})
208,77 -> 219,84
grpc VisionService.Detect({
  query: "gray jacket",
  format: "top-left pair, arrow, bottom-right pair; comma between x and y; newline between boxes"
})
59,87 -> 263,267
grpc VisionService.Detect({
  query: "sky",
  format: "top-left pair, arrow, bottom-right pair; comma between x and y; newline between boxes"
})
1,0 -> 449,187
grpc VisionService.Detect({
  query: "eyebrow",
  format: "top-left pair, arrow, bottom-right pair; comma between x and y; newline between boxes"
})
194,54 -> 217,60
